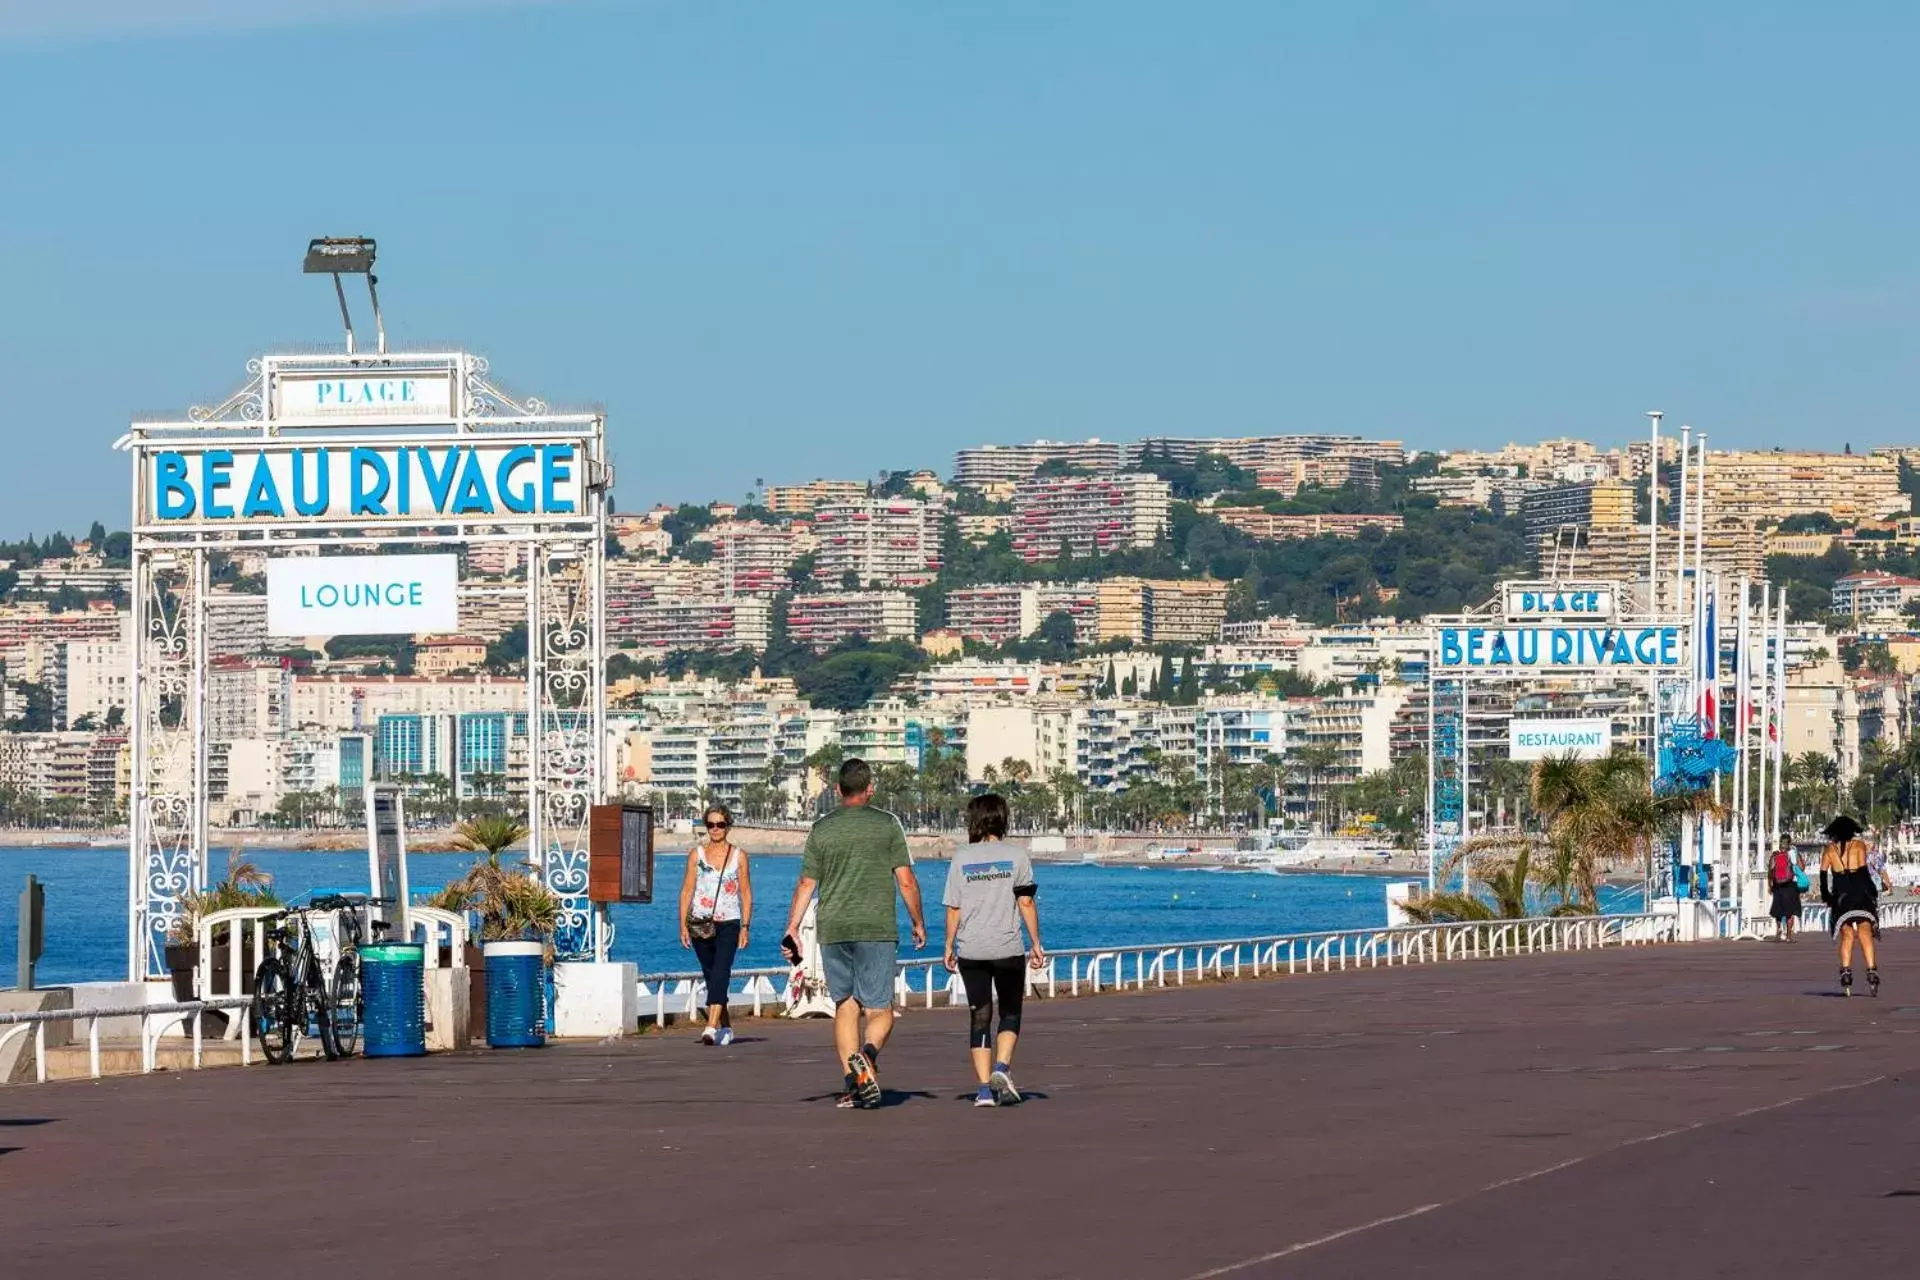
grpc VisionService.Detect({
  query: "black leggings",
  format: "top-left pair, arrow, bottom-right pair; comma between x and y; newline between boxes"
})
692,921 -> 741,1009
957,955 -> 1025,1049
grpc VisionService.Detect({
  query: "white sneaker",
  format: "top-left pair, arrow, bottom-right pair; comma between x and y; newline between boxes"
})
699,1026 -> 717,1045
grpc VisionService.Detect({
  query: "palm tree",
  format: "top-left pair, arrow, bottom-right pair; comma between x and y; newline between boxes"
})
1402,839 -> 1537,922
1530,751 -> 1721,909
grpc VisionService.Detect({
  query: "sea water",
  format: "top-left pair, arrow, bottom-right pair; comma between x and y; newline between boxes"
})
0,848 -> 1645,986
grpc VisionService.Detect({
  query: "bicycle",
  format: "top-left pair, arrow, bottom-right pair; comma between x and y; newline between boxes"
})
250,894 -> 391,1064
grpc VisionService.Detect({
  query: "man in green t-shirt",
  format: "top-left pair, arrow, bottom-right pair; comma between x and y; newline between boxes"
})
784,757 -> 927,1109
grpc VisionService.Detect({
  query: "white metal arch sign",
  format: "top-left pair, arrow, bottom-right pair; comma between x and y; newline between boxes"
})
126,350 -> 611,979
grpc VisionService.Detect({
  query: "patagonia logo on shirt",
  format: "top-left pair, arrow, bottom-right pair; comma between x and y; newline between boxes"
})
962,860 -> 1015,884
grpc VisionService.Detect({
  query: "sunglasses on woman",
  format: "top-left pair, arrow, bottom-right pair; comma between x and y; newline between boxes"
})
705,820 -> 730,830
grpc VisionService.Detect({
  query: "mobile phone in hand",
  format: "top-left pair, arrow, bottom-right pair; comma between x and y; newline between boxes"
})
781,933 -> 803,965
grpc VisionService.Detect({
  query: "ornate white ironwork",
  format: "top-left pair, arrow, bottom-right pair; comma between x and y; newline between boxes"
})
130,554 -> 207,977
128,348 -> 608,979
530,546 -> 605,959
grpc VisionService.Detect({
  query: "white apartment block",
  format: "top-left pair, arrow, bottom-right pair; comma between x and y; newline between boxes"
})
787,592 -> 917,651
54,639 -> 130,728
1831,571 -> 1920,619
945,582 -> 1100,645
1410,471 -> 1550,511
630,596 -> 774,654
208,657 -> 300,740
695,520 -> 803,596
811,499 -> 943,588
289,675 -> 527,733
952,439 -> 1129,487
205,592 -> 268,658
964,703 -> 1077,782
1303,685 -> 1412,784
913,659 -> 1053,701
1010,473 -> 1171,562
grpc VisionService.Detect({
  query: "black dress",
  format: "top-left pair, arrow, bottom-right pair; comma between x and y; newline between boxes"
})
1768,874 -> 1803,922
1823,856 -> 1879,937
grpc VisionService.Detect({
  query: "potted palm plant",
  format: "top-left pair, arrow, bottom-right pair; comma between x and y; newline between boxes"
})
166,856 -> 280,1001
431,817 -> 558,1047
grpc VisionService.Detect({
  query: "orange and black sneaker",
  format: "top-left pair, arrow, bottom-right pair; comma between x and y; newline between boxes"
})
847,1051 -> 881,1108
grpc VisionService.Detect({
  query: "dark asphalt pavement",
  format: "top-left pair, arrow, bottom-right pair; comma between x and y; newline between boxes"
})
3,934 -> 1916,1279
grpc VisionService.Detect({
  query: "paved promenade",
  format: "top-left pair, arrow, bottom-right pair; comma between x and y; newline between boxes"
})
4,935 -> 1917,1279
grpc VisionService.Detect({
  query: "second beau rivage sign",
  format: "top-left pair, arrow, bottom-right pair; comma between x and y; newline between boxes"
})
139,442 -> 587,526
1436,624 -> 1684,672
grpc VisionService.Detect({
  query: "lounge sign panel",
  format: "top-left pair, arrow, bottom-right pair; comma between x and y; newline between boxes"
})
1435,625 -> 1683,671
1508,717 -> 1613,761
266,553 -> 459,636
141,441 -> 585,526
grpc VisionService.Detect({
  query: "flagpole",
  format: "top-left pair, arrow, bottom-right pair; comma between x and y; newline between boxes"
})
1735,575 -> 1750,900
1647,411 -> 1663,612
1675,425 -> 1692,614
1772,592 -> 1787,850
1693,432 -> 1708,611
1755,581 -> 1771,869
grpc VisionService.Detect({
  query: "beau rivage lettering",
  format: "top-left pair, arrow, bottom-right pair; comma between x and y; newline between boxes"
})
1437,625 -> 1683,669
147,443 -> 580,522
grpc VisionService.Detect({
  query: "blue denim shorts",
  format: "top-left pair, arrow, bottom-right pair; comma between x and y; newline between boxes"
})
822,940 -> 897,1009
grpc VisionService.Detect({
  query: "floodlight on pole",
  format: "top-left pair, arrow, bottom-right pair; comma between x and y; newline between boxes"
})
302,236 -> 385,356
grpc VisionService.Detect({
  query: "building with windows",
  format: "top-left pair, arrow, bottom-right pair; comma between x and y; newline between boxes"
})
1010,473 -> 1171,562
953,439 -> 1129,487
944,582 -> 1101,645
415,636 -> 489,677
694,521 -> 804,596
1521,479 -> 1635,538
765,479 -> 869,514
628,596 -> 774,655
1831,571 -> 1920,620
1687,450 -> 1907,527
53,638 -> 130,729
289,674 -> 527,733
1095,577 -> 1229,645
811,498 -> 943,588
205,592 -> 269,659
1213,510 -> 1404,542
209,656 -> 304,741
787,592 -> 917,651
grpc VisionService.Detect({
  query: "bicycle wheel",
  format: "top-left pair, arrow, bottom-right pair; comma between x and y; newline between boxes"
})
320,955 -> 362,1060
250,957 -> 295,1065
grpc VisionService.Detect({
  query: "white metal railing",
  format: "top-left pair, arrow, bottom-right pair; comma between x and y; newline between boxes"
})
0,999 -> 256,1084
633,912 -> 1680,1027
406,907 -> 471,969
1714,896 -> 1920,939
196,907 -> 282,1003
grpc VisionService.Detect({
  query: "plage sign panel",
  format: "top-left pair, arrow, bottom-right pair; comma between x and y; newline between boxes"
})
1509,718 -> 1613,761
272,371 -> 457,425
267,554 -> 459,637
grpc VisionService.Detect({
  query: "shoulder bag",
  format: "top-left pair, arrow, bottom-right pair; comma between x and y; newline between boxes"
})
686,846 -> 736,941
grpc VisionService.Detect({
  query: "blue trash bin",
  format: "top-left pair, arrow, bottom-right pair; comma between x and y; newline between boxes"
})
360,942 -> 427,1058
484,941 -> 547,1048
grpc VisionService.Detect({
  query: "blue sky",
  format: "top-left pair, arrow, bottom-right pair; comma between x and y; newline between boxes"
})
2,1 -> 1918,536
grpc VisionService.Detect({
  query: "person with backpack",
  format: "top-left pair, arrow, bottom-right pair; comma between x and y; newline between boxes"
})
1766,839 -> 1804,942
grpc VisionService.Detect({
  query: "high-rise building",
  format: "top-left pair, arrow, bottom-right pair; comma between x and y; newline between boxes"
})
1095,577 -> 1229,645
630,596 -> 774,654
811,498 -> 943,588
695,520 -> 803,596
944,582 -> 1101,645
1521,479 -> 1636,538
53,639 -> 129,729
787,592 -> 917,651
1010,473 -> 1171,563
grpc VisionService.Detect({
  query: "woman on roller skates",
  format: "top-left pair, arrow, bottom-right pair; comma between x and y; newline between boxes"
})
1819,815 -> 1888,997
